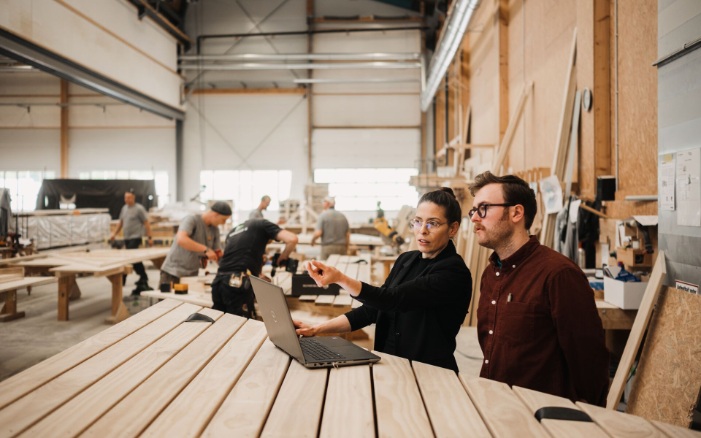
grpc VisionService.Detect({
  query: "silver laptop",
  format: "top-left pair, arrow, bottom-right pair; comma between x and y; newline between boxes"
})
249,276 -> 380,368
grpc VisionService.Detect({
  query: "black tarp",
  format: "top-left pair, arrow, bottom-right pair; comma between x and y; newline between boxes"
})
36,179 -> 157,220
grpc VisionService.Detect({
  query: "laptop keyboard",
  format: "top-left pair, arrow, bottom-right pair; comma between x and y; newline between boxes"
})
300,338 -> 342,361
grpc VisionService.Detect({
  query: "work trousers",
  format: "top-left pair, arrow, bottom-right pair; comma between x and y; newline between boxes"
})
321,244 -> 348,261
124,238 -> 148,283
211,274 -> 255,319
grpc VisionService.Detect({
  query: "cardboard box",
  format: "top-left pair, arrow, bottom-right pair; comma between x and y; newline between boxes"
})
604,277 -> 649,309
616,247 -> 653,268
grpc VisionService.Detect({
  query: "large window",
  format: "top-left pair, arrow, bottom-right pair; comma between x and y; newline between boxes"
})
314,168 -> 418,211
0,170 -> 56,212
200,169 -> 292,213
78,170 -> 170,207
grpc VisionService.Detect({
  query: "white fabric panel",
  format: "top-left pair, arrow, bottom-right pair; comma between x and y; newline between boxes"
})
0,129 -> 60,170
312,128 -> 419,168
313,94 -> 420,127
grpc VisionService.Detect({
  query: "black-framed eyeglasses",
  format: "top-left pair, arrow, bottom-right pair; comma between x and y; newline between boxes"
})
468,203 -> 515,219
409,219 -> 445,231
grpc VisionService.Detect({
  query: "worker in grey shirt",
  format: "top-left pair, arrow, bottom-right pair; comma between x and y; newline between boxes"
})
311,196 -> 350,260
249,195 -> 271,220
159,201 -> 231,286
110,191 -> 153,295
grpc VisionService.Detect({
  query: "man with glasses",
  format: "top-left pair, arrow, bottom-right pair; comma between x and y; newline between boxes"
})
468,171 -> 608,406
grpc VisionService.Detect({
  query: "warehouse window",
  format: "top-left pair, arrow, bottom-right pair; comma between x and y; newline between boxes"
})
314,168 -> 418,211
0,170 -> 56,212
200,170 -> 292,213
78,171 -> 170,207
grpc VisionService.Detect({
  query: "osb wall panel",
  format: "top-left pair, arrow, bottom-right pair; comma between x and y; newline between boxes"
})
468,0 -> 500,146
626,287 -> 701,427
614,0 -> 658,198
505,0 -> 577,173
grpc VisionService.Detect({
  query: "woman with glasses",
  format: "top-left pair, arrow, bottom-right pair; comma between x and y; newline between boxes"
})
294,188 -> 472,372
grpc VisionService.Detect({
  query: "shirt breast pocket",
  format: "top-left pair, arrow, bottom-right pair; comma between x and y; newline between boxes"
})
498,301 -> 542,344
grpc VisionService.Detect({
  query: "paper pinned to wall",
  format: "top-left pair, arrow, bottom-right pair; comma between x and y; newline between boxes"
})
675,148 -> 701,227
659,153 -> 675,211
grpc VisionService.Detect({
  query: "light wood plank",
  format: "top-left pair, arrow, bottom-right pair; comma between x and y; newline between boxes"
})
0,299 -> 181,410
299,294 -> 318,302
373,351 -> 433,437
319,364 -> 374,438
202,339 -> 290,437
607,251 -> 667,409
315,295 -> 336,305
460,376 -> 549,438
261,360 -> 328,437
142,290 -> 213,307
25,309 -> 226,437
512,386 -> 608,438
413,361 -> 491,437
576,401 -> 666,437
84,311 -> 245,438
142,319 -> 268,436
333,294 -> 353,307
0,302 -> 201,436
325,254 -> 341,266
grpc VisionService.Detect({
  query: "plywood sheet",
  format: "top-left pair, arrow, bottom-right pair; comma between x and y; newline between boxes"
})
626,287 -> 701,427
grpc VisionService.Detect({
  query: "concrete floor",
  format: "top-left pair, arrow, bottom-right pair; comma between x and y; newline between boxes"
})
1,265 -> 483,382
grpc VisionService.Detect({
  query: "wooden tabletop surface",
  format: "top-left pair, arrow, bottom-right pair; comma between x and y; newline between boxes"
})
0,298 -> 696,437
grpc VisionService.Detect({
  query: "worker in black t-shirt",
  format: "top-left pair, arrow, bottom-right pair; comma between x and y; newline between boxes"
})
212,219 -> 298,317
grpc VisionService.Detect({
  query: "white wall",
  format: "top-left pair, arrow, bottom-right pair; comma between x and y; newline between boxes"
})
0,0 -> 182,109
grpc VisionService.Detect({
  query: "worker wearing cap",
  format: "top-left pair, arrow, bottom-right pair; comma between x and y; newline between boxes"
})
159,201 -> 232,286
311,196 -> 350,261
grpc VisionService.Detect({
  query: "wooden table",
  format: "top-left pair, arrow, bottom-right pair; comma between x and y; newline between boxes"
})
0,298 -> 696,437
0,267 -> 56,322
13,248 -> 169,323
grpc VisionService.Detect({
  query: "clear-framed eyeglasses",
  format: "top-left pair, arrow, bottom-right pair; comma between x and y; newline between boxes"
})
467,203 -> 515,219
409,219 -> 446,231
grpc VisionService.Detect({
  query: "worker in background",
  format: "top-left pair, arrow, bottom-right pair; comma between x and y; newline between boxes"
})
468,171 -> 609,406
110,190 -> 153,296
211,218 -> 298,318
249,195 -> 271,220
310,196 -> 349,260
295,188 -> 472,372
159,201 -> 231,287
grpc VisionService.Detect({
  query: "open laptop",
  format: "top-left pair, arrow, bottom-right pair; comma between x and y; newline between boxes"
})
249,275 -> 380,368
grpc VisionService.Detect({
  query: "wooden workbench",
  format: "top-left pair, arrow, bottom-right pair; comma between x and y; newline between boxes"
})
12,248 -> 169,322
0,267 -> 56,322
0,298 -> 696,437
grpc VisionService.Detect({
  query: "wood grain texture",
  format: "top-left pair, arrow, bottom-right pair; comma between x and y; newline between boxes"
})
460,376 -> 549,438
319,363 -> 374,437
0,302 -> 201,436
414,361 -> 491,437
0,298 -> 181,410
651,420 -> 701,438
84,310 -> 244,438
373,351 -> 433,437
607,252 -> 666,410
24,310 -> 224,437
577,401 -> 666,437
513,386 -> 608,438
202,340 -> 290,438
261,359 -> 328,437
626,287 -> 701,426
143,319 -> 268,436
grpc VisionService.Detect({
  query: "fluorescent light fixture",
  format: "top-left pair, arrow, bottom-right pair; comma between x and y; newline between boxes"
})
420,0 -> 480,112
